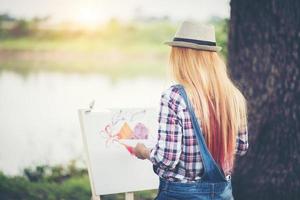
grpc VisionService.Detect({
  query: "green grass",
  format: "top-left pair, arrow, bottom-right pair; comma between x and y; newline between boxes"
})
0,36 -> 167,53
0,48 -> 168,80
0,171 -> 158,200
0,162 -> 158,200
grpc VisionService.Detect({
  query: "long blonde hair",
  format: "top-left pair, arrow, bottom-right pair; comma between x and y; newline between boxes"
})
169,46 -> 248,174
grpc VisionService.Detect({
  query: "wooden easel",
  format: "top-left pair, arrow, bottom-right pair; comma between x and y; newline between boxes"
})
125,192 -> 134,200
90,192 -> 134,200
78,103 -> 135,200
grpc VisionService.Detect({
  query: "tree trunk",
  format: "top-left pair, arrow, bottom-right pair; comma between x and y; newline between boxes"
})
228,0 -> 300,200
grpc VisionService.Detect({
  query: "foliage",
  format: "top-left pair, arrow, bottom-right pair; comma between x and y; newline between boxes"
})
0,14 -> 229,79
210,17 -> 229,59
0,161 -> 91,200
0,161 -> 157,200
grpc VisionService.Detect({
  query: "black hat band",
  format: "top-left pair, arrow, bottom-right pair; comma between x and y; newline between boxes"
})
173,37 -> 216,46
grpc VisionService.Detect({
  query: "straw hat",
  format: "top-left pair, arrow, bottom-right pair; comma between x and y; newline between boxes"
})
164,21 -> 222,52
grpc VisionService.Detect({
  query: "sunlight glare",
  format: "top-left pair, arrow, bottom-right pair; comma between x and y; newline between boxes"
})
76,6 -> 101,28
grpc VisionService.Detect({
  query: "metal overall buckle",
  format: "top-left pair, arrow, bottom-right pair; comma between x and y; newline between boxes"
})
225,175 -> 231,181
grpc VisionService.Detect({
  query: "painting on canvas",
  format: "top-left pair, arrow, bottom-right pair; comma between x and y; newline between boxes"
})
78,108 -> 159,195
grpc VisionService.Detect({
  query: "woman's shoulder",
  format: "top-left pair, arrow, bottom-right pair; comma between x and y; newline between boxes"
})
162,83 -> 181,94
160,84 -> 187,112
161,84 -> 182,100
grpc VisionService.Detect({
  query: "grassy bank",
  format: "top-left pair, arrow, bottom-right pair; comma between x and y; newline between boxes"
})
0,19 -> 228,79
0,161 -> 157,200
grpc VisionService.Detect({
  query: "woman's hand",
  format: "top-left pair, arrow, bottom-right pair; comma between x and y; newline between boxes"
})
134,143 -> 150,160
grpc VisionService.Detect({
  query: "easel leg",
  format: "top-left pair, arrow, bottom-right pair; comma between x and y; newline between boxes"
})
91,195 -> 101,200
79,110 -> 101,200
125,192 -> 134,200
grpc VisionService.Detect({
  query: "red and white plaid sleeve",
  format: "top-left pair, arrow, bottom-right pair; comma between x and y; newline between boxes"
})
235,124 -> 249,156
149,87 -> 184,170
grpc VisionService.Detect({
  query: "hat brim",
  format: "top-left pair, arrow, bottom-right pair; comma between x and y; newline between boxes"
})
164,41 -> 222,52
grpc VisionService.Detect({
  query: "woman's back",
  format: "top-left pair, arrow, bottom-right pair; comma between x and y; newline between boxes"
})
149,84 -> 249,183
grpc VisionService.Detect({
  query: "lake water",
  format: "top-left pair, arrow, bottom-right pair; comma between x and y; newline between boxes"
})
0,71 -> 171,175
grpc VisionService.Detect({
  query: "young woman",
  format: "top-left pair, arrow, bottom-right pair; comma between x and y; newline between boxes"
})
133,21 -> 249,200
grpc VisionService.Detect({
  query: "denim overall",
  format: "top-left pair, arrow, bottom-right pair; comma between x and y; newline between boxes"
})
154,84 -> 234,200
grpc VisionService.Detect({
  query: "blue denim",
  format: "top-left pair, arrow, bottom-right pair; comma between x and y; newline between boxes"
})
154,84 -> 234,200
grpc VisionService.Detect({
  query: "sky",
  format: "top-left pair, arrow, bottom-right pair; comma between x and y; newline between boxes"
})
0,0 -> 230,24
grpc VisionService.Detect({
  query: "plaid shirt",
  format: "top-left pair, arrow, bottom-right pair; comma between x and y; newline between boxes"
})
149,85 -> 249,183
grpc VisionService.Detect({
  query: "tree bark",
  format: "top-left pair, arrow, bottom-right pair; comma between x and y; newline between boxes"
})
228,0 -> 300,200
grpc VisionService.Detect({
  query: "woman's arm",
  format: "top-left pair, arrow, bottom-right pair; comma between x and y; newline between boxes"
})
134,86 -> 184,170
235,124 -> 249,156
134,143 -> 151,160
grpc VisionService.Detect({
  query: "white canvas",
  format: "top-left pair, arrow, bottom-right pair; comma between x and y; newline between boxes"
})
78,108 -> 159,195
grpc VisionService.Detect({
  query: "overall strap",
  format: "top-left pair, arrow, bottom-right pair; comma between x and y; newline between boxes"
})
175,84 -> 227,182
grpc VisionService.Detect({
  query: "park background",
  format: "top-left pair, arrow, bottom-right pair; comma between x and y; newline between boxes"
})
0,0 -> 299,199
